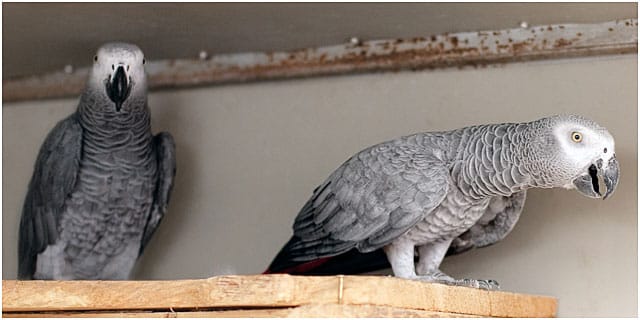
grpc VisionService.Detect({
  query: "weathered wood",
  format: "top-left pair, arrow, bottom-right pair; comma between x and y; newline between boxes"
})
3,18 -> 636,103
3,304 -> 480,318
2,275 -> 557,317
2,275 -> 331,311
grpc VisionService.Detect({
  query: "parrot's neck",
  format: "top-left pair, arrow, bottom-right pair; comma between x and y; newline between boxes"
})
450,122 -> 550,200
76,96 -> 153,157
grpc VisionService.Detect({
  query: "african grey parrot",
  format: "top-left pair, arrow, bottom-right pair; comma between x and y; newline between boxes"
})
18,43 -> 176,280
265,115 -> 619,289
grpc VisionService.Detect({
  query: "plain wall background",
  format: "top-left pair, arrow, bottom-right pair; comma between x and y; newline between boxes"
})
3,55 -> 637,316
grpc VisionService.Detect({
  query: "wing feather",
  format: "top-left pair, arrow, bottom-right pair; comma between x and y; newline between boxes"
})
274,135 -> 451,267
18,114 -> 83,279
139,132 -> 176,256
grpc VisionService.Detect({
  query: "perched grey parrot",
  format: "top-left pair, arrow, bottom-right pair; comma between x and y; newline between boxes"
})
265,115 -> 619,289
18,43 -> 176,280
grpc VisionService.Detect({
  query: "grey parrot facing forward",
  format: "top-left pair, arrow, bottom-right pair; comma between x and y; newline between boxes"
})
265,115 -> 619,289
18,43 -> 176,280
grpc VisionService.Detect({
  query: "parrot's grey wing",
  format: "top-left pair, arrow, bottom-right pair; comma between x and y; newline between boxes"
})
447,190 -> 527,256
139,132 -> 176,256
284,140 -> 450,264
18,114 -> 83,279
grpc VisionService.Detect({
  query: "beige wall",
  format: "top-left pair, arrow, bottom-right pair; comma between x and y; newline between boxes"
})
3,55 -> 637,316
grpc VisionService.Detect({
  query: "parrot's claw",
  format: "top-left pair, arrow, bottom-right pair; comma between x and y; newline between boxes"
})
409,272 -> 500,291
454,278 -> 501,290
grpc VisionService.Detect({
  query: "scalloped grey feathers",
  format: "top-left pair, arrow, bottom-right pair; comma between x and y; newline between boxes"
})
267,115 -> 619,286
17,43 -> 176,280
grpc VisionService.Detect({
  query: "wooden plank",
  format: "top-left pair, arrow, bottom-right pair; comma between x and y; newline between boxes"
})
490,290 -> 558,318
3,304 -> 480,318
3,18 -> 636,103
341,275 -> 492,315
2,275 -> 557,317
2,275 -> 335,311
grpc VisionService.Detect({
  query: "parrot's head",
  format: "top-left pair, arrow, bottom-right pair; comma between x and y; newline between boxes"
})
528,114 -> 619,199
88,42 -> 147,113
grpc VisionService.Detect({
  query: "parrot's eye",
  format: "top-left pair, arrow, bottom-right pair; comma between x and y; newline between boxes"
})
94,55 -> 98,62
142,58 -> 145,65
571,132 -> 583,143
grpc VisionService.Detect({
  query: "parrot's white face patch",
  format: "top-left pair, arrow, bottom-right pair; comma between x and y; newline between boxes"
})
554,121 -> 615,174
88,42 -> 147,109
552,118 -> 619,199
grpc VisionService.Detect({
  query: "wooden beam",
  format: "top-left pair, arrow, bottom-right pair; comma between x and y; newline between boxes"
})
2,275 -> 557,317
3,19 -> 636,103
3,304 -> 480,318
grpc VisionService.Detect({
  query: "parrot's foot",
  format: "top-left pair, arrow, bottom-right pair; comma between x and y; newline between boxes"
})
448,278 -> 500,290
408,270 -> 500,290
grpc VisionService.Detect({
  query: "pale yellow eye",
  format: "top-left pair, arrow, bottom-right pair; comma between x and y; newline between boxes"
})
571,132 -> 583,142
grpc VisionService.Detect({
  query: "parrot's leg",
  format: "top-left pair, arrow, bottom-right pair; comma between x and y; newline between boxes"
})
383,239 -> 418,278
416,241 -> 500,290
384,239 -> 457,282
415,239 -> 452,275
385,240 -> 500,290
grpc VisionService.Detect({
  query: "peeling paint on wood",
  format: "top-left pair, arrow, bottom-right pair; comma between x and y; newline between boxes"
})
3,19 -> 637,103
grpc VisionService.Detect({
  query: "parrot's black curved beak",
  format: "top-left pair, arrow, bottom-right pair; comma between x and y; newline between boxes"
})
572,155 -> 620,199
106,66 -> 131,112
602,156 -> 619,199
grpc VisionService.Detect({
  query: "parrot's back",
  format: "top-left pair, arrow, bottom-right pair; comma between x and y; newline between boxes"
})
265,123 -> 526,276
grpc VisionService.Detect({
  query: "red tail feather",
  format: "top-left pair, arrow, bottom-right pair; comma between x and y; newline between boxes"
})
263,257 -> 332,275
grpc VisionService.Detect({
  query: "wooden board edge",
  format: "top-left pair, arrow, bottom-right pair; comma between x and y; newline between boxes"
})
2,275 -> 558,317
3,18 -> 636,103
2,303 -> 481,318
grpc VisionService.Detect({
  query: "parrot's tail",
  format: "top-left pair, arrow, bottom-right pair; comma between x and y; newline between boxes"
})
264,236 -> 392,275
263,257 -> 333,274
263,236 -> 329,274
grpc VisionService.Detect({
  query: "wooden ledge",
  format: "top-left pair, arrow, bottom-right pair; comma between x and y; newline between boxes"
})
3,18 -> 636,103
2,275 -> 557,318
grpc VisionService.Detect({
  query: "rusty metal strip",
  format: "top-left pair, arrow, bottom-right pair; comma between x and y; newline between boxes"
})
3,18 -> 637,103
